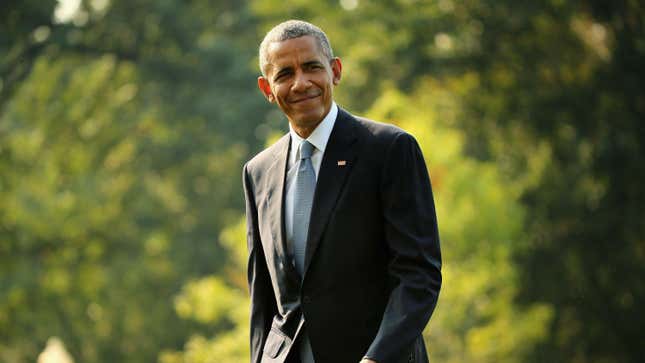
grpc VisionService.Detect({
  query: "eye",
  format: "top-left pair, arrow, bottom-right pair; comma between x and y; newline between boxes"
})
274,71 -> 290,81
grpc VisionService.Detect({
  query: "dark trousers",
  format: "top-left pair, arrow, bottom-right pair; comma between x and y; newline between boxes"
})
285,333 -> 306,363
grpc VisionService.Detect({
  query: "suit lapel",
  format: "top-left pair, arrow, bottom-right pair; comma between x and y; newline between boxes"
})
265,134 -> 300,285
303,109 -> 358,277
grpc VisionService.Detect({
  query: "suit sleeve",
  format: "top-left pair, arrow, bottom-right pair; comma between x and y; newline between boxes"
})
243,163 -> 278,363
364,132 -> 442,363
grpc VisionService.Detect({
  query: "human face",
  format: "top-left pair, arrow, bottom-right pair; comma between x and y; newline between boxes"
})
258,36 -> 342,137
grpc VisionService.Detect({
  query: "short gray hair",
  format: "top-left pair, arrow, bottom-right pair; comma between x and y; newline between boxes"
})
259,20 -> 335,76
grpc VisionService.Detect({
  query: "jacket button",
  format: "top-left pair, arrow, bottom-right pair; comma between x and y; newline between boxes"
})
302,296 -> 311,304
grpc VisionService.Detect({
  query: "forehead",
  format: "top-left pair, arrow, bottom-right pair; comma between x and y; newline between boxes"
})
266,35 -> 325,66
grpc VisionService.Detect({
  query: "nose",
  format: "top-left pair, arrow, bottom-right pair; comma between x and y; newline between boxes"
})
291,70 -> 311,92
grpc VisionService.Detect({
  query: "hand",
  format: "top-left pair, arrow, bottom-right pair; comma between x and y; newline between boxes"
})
360,359 -> 377,363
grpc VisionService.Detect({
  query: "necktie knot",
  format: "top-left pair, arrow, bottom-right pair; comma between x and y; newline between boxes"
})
299,140 -> 314,160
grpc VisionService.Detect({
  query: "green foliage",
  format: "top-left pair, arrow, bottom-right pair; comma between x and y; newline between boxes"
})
160,218 -> 249,363
2,1 -> 643,362
0,49 -> 249,361
1,1 -> 263,361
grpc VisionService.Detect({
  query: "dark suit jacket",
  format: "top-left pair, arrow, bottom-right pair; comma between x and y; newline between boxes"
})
243,108 -> 441,363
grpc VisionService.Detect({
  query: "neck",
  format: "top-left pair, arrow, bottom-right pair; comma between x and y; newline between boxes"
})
290,120 -> 322,139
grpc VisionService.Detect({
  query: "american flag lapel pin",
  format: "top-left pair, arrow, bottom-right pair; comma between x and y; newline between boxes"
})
337,160 -> 347,166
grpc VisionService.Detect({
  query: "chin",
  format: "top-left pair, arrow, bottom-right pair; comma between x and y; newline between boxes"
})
292,110 -> 325,125
301,115 -> 325,126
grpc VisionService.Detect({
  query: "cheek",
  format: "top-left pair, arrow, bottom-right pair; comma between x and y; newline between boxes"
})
274,87 -> 289,102
323,83 -> 333,97
274,92 -> 291,111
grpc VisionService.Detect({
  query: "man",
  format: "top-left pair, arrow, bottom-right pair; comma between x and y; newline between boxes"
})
243,20 -> 441,363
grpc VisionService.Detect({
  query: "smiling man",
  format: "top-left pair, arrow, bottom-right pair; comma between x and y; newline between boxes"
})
243,20 -> 442,363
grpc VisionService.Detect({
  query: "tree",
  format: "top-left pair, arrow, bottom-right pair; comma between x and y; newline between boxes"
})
1,1 -> 268,361
3,1 -> 643,361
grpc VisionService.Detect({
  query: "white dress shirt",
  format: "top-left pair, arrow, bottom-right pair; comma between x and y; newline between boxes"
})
284,102 -> 338,263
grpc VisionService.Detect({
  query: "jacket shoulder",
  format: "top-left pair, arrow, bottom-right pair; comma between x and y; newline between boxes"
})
340,111 -> 423,168
346,111 -> 411,148
355,116 -> 405,136
244,133 -> 289,176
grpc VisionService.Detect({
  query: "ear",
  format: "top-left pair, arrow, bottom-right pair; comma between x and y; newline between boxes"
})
257,76 -> 275,103
330,57 -> 342,85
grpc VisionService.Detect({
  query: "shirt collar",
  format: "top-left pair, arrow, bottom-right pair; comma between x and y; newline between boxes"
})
289,101 -> 338,157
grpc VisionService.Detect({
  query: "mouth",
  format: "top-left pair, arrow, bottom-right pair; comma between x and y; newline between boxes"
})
290,94 -> 321,104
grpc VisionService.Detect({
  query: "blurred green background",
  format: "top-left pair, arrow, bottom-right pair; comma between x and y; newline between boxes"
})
1,1 -> 643,362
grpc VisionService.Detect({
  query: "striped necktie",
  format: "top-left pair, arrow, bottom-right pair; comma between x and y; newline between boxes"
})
292,140 -> 316,277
